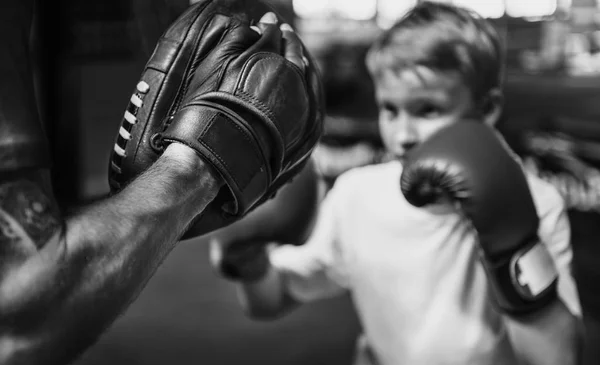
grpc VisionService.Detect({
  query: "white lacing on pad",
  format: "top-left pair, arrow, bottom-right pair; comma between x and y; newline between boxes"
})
113,81 -> 149,158
114,144 -> 126,156
119,126 -> 132,140
136,80 -> 150,93
124,111 -> 137,125
130,94 -> 143,108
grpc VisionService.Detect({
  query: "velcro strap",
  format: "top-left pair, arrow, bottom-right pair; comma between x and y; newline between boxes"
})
161,102 -> 270,215
482,239 -> 559,315
511,240 -> 558,298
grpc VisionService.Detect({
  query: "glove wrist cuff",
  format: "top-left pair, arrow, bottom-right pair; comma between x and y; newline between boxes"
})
162,102 -> 272,216
482,239 -> 559,315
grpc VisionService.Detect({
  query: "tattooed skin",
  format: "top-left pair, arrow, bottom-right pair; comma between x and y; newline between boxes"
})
0,179 -> 60,252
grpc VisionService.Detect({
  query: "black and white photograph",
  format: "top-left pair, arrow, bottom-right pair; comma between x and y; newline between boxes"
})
1,0 -> 599,364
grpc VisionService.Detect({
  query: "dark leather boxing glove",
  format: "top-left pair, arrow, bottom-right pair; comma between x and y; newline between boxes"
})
400,121 -> 559,315
108,0 -> 324,240
210,158 -> 319,282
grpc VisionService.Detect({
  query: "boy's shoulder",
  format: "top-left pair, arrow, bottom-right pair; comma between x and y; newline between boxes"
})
334,160 -> 401,191
325,161 -> 405,215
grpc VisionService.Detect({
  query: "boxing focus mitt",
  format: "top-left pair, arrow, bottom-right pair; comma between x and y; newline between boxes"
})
108,0 -> 324,240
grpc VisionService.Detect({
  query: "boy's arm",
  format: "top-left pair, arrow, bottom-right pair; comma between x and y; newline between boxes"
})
228,242 -> 349,319
504,184 -> 581,365
400,125 -> 582,364
209,238 -> 299,319
234,263 -> 300,319
210,172 -> 349,319
504,300 -> 579,365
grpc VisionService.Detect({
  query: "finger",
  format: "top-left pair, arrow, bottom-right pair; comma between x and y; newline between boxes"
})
260,12 -> 278,25
280,23 -> 304,70
251,16 -> 282,54
250,25 -> 261,35
256,11 -> 278,33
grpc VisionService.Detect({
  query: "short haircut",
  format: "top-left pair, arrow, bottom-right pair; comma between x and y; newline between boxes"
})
366,1 -> 504,101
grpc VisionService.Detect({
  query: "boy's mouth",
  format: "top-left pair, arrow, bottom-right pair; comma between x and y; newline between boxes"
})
395,148 -> 414,161
387,152 -> 406,163
397,143 -> 418,160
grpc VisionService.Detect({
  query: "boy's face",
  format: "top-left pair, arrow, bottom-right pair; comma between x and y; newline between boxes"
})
374,66 -> 498,161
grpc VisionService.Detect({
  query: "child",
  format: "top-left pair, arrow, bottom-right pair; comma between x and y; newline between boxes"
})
211,2 -> 582,364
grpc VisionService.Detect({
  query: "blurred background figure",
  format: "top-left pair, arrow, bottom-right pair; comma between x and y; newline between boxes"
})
44,0 -> 600,364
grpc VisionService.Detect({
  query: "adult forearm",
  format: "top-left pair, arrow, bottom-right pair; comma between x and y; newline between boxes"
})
505,298 -> 580,365
0,144 -> 221,364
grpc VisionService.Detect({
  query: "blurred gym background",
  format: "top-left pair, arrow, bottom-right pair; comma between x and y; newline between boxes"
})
34,0 -> 600,364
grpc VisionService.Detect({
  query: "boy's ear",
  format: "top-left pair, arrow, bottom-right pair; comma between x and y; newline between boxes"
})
480,88 -> 504,127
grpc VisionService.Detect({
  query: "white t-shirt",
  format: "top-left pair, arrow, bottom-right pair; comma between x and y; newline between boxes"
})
270,160 -> 581,365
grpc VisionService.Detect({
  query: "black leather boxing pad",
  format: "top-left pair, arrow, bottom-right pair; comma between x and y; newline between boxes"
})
107,0 -> 325,240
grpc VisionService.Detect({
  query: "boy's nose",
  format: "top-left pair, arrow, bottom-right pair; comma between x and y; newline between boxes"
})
400,141 -> 418,154
393,117 -> 418,153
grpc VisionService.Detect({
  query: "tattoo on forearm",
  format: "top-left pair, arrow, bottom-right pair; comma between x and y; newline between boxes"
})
0,179 -> 60,250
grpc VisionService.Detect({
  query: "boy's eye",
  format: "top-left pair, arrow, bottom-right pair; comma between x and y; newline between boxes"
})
380,102 -> 397,117
412,102 -> 443,119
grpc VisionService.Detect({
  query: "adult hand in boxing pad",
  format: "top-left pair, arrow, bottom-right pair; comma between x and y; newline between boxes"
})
400,121 -> 559,315
209,158 -> 320,282
108,0 -> 324,240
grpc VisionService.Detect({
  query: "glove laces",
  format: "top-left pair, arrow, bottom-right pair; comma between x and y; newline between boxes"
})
111,81 -> 150,173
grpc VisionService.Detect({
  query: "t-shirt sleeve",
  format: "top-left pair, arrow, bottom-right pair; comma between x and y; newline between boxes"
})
269,177 -> 350,303
529,173 -> 582,317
